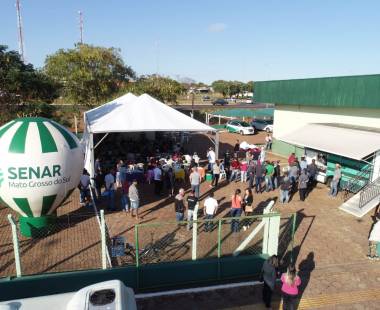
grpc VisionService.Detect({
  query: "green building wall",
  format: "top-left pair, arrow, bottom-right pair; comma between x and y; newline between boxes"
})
272,139 -> 305,159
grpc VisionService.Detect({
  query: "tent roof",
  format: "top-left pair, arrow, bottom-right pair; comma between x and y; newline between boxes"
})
84,93 -> 215,133
278,123 -> 380,160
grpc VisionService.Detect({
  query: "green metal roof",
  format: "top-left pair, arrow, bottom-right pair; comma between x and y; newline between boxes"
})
254,74 -> 380,108
211,108 -> 273,119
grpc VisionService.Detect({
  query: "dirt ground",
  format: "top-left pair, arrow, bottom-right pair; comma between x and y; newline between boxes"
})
1,130 -> 379,309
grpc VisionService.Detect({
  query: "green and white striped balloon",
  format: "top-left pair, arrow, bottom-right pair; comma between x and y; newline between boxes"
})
0,117 -> 83,218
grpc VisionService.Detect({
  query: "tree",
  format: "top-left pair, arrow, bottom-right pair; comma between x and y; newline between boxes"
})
124,75 -> 185,103
44,44 -> 135,106
0,45 -> 59,124
243,81 -> 254,92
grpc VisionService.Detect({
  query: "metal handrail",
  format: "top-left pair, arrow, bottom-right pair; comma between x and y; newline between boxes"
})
343,167 -> 373,201
359,177 -> 380,209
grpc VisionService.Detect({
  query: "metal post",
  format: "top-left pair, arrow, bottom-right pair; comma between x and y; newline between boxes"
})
192,203 -> 199,260
7,214 -> 22,277
191,92 -> 195,118
100,210 -> 107,269
74,115 -> 78,135
135,225 -> 140,267
290,213 -> 297,264
217,219 -> 222,258
215,131 -> 220,160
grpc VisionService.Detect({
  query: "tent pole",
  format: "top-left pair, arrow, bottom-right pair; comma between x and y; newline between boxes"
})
94,133 -> 109,150
215,131 -> 220,159
90,133 -> 95,178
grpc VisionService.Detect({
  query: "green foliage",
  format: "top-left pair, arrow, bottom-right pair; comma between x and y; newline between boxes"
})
0,45 -> 59,124
124,75 -> 185,103
44,44 -> 135,106
211,80 -> 254,97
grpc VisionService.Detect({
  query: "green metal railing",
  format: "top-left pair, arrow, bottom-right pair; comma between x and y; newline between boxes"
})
125,212 -> 296,268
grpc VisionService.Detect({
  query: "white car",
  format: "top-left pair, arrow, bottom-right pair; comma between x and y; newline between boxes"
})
226,120 -> 255,135
251,119 -> 273,132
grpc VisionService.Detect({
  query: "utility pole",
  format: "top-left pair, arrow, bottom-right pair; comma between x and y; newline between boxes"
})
15,0 -> 25,62
78,10 -> 83,44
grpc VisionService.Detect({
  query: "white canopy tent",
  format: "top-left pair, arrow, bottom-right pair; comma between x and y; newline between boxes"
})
82,93 -> 218,177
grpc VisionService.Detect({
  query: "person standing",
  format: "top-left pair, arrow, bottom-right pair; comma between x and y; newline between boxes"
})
224,150 -> 231,179
367,214 -> 380,260
153,165 -> 163,195
230,189 -> 242,233
94,168 -> 104,200
207,147 -> 216,172
203,192 -> 218,232
128,180 -> 140,219
273,160 -> 281,189
166,167 -> 175,197
289,163 -> 299,193
265,134 -> 272,150
174,188 -> 185,223
104,169 -> 116,211
260,146 -> 266,164
288,152 -> 296,168
115,160 -> 123,188
189,167 -> 201,199
229,157 -> 240,182
240,160 -> 248,183
298,169 -> 309,201
280,172 -> 291,203
329,164 -> 342,197
186,190 -> 198,230
121,179 -> 130,213
265,161 -> 274,192
255,160 -> 264,194
307,159 -> 318,190
281,265 -> 302,310
234,139 -> 240,158
242,188 -> 254,231
300,156 -> 308,171
247,161 -> 256,190
79,169 -> 91,206
212,160 -> 221,188
261,255 -> 279,309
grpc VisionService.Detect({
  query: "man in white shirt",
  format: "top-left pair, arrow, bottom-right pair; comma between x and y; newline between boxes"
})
368,214 -> 380,260
153,165 -> 163,195
79,169 -> 91,205
207,147 -> 216,172
104,169 -> 116,211
203,192 -> 218,232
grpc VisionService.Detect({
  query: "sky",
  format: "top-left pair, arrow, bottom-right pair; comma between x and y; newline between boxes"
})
1,0 -> 380,84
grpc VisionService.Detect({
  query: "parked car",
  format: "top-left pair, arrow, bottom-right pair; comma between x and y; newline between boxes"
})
251,119 -> 273,132
212,99 -> 228,106
245,98 -> 253,104
202,95 -> 211,101
226,120 -> 255,135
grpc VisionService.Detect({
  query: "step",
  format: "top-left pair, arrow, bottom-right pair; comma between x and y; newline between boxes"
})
339,191 -> 379,217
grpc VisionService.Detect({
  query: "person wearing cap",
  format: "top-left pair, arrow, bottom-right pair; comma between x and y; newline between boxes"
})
329,164 -> 341,197
186,190 -> 198,230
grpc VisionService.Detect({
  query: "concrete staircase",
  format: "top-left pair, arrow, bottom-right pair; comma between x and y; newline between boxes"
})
339,178 -> 380,217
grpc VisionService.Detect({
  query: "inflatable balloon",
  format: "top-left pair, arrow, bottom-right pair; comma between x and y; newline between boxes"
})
0,117 -> 84,237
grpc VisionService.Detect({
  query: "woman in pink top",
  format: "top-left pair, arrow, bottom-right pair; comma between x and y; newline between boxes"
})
281,265 -> 301,310
230,189 -> 242,233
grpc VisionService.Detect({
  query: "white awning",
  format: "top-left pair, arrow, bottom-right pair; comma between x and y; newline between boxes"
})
278,124 -> 380,160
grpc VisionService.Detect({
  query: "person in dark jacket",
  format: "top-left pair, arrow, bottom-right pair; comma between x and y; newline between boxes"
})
247,161 -> 256,189
174,188 -> 185,222
307,159 -> 318,191
186,190 -> 198,230
255,160 -> 265,193
273,160 -> 281,189
224,150 -> 231,178
298,169 -> 309,201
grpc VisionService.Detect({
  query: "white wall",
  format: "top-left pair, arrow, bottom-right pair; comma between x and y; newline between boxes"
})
273,105 -> 380,138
